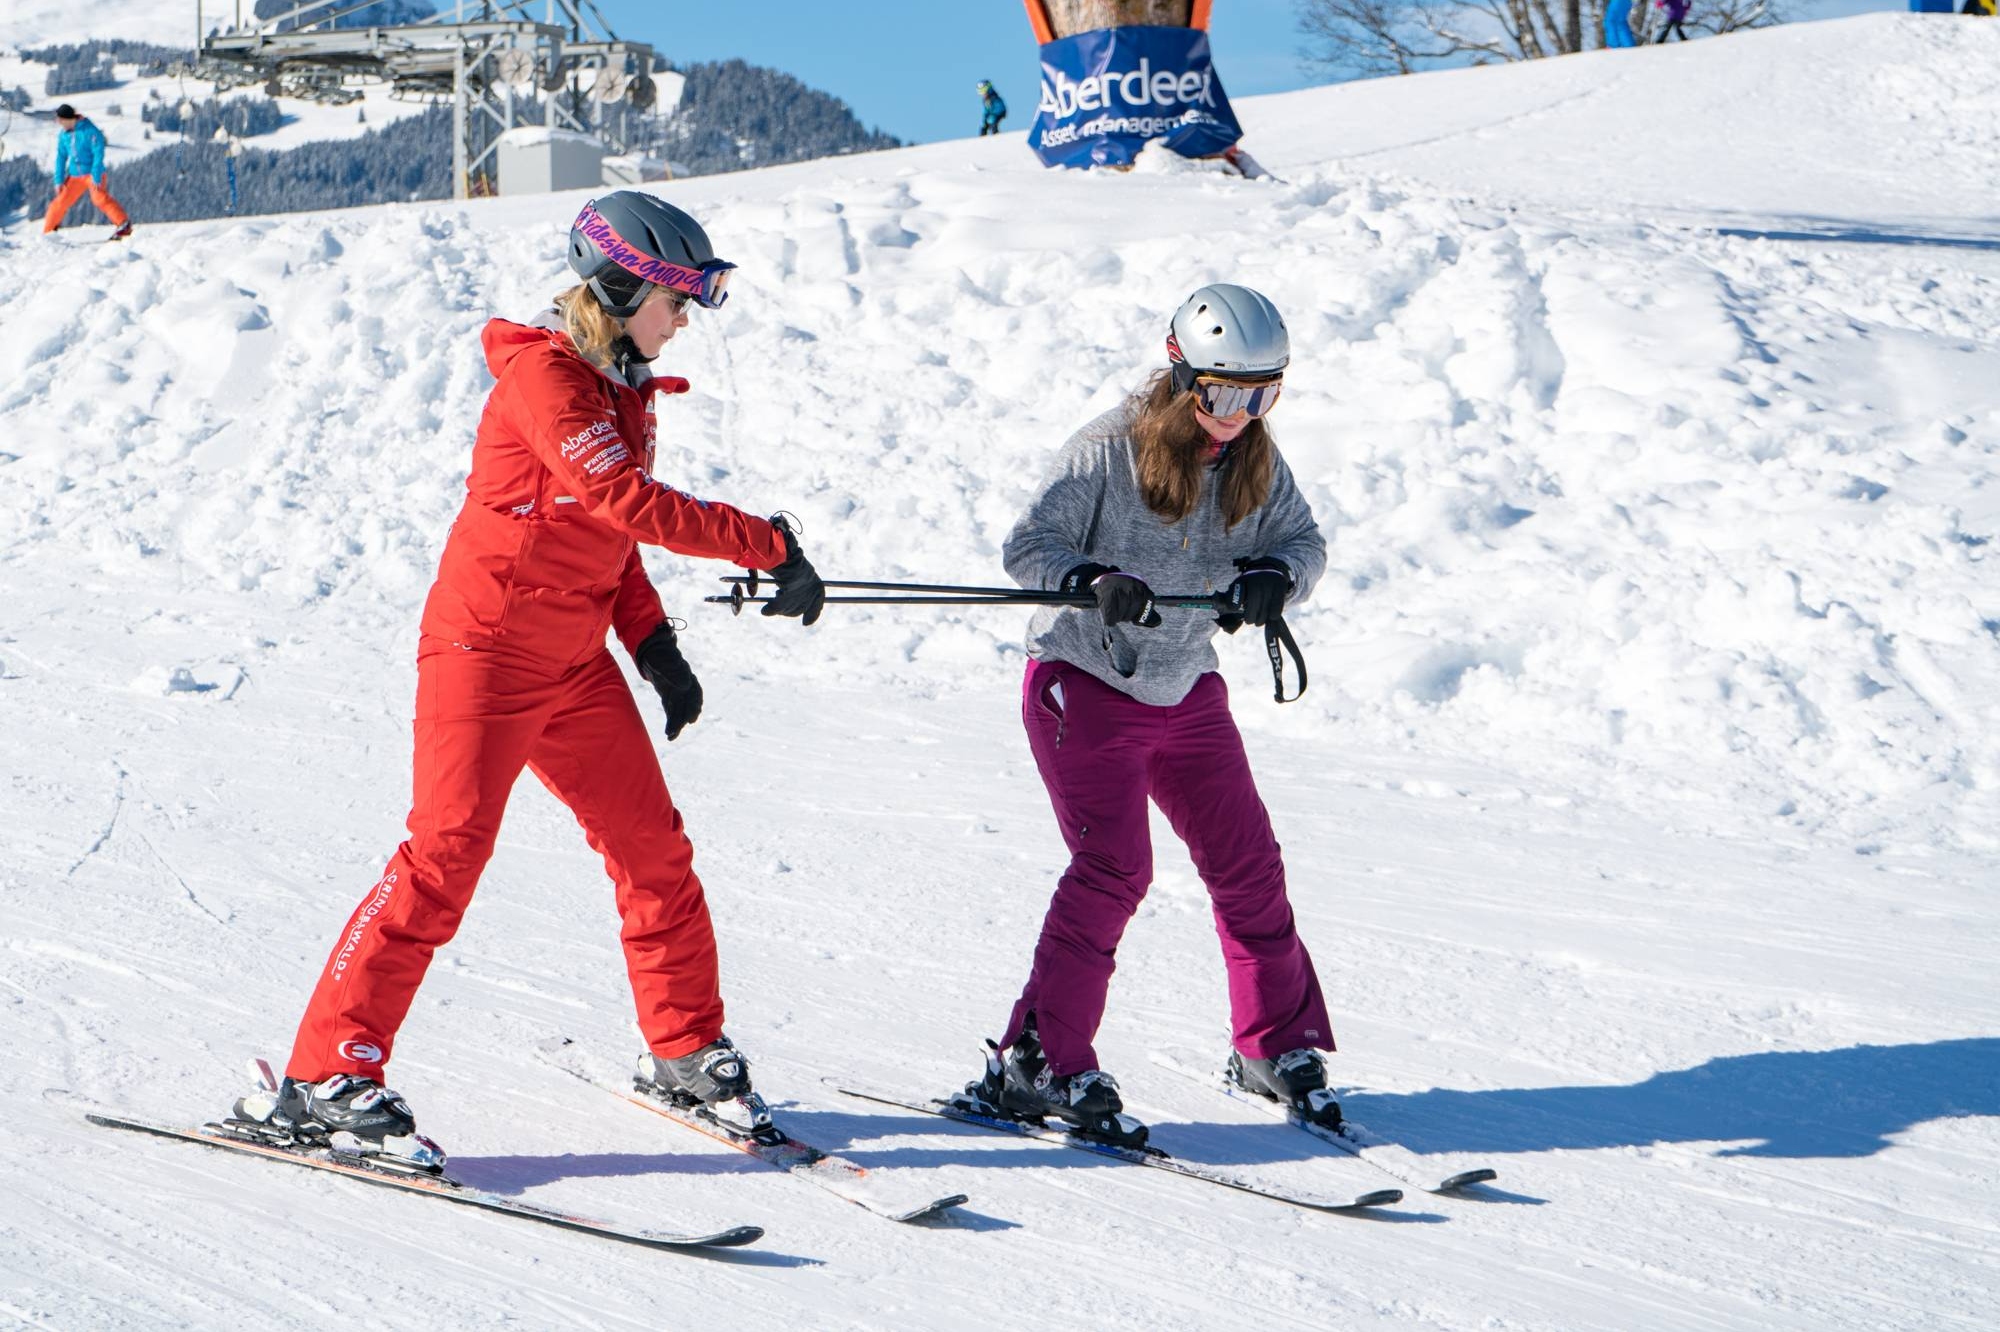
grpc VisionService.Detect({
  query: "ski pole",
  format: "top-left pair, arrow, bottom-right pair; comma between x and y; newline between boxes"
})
704,592 -> 1226,612
716,576 -> 1081,598
706,575 -> 1308,703
705,594 -> 1088,609
712,574 -> 1221,605
706,583 -> 1224,615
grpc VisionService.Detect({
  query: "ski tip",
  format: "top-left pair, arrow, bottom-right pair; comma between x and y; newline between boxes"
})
665,1224 -> 764,1248
1436,1168 -> 1499,1191
1344,1188 -> 1405,1209
891,1193 -> 970,1222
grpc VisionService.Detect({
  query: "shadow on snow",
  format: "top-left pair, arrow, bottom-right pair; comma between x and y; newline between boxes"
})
452,1040 -> 1996,1188
1714,222 -> 2000,252
786,1038 -> 1999,1167
1336,1037 -> 2000,1160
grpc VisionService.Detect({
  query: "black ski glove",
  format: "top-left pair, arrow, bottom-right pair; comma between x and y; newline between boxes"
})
634,623 -> 703,742
760,516 -> 826,626
1215,556 -> 1294,632
1062,561 -> 1161,629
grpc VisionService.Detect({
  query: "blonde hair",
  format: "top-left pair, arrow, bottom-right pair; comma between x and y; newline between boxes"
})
554,282 -> 623,368
1129,369 -> 1275,529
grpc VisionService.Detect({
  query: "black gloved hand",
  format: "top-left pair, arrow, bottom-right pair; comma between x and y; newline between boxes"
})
760,516 -> 826,626
1063,561 -> 1160,629
634,623 -> 703,742
1216,556 -> 1293,631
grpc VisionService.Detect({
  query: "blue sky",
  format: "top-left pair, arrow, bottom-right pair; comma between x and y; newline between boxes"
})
591,0 -> 1318,146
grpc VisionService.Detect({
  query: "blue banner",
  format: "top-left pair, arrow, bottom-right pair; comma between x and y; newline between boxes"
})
1030,26 -> 1242,170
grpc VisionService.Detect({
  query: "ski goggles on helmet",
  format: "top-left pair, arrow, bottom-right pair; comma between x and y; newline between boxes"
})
1192,374 -> 1283,419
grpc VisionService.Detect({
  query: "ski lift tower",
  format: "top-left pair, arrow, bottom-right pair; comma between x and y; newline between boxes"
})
189,0 -> 660,198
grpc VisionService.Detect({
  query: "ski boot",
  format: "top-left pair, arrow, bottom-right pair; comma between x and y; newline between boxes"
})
635,1036 -> 770,1137
955,1020 -> 1149,1149
230,1060 -> 446,1174
1227,1047 -> 1342,1129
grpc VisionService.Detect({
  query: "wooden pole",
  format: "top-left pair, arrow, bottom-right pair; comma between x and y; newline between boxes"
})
1039,0 -> 1194,37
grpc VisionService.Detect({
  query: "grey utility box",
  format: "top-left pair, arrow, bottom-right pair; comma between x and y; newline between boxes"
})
496,127 -> 606,196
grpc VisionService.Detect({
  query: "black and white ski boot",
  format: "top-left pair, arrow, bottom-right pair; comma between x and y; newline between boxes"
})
230,1059 -> 446,1173
635,1036 -> 770,1137
1227,1047 -> 1342,1129
957,1022 -> 1149,1149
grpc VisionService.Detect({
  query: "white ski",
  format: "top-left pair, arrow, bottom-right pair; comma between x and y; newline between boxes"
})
1149,1050 -> 1499,1194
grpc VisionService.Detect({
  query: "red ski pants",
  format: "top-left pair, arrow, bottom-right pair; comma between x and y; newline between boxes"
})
287,637 -> 723,1083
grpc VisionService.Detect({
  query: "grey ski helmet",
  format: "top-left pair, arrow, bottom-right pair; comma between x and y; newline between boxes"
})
568,191 -> 736,318
1167,284 -> 1289,391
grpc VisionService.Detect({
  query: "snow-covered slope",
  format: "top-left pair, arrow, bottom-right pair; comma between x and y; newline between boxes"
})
1238,11 -> 2000,233
4,1 -> 197,51
2,15 -> 1996,1330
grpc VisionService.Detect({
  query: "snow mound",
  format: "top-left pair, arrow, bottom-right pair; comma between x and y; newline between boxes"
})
5,18 -> 1995,851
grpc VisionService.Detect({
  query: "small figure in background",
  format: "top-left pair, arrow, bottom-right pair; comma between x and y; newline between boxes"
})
978,79 -> 1007,136
1605,0 -> 1637,47
1655,0 -> 1693,40
1962,0 -> 1995,16
44,103 -> 133,240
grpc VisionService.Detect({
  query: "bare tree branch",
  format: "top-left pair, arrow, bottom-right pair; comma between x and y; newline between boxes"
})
1296,0 -> 1782,71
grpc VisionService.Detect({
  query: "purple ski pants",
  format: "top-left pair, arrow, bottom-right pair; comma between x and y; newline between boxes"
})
1002,659 -> 1333,1075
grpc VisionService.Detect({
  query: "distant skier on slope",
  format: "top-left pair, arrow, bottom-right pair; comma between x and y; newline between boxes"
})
1605,0 -> 1637,48
230,191 -> 827,1167
43,103 -> 132,240
1655,0 -> 1693,41
978,79 -> 1007,136
951,284 -> 1338,1148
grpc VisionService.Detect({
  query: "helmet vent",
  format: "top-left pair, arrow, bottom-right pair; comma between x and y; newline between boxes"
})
1166,283 -> 1290,378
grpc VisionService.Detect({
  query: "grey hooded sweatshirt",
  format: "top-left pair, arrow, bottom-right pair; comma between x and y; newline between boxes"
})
1003,403 -> 1327,708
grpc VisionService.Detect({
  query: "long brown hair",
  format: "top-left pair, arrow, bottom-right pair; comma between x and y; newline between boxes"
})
1129,369 -> 1275,529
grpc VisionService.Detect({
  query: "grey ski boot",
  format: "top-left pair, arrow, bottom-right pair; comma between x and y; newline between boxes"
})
1227,1048 -> 1342,1129
231,1059 -> 446,1173
635,1036 -> 769,1136
956,1019 -> 1149,1149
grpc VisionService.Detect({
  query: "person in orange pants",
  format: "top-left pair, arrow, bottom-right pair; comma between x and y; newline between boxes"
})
44,105 -> 131,239
230,192 -> 827,1166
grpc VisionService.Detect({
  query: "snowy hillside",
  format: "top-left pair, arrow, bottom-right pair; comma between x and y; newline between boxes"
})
2,14 -> 1996,1330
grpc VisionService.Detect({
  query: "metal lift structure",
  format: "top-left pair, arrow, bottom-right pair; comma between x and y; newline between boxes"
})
187,1 -> 660,197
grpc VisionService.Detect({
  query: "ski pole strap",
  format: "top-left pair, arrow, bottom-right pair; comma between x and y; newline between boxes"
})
1265,616 -> 1306,704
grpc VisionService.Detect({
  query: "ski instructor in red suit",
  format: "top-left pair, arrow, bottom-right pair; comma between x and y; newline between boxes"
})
231,192 -> 826,1168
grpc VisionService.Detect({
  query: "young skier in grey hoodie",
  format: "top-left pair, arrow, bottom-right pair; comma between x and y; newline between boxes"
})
954,284 -> 1339,1148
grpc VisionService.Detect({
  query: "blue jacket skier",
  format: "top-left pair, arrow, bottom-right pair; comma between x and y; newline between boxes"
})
978,80 -> 1006,136
44,105 -> 132,238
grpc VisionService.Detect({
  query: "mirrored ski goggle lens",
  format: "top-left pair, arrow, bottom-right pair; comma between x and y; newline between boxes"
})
654,261 -> 735,312
1195,377 -> 1282,419
700,265 -> 732,308
674,261 -> 733,310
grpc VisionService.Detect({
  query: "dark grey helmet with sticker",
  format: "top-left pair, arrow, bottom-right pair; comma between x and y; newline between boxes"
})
567,191 -> 736,318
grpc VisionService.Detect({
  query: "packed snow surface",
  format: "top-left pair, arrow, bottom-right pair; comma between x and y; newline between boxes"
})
2,15 -> 1996,1330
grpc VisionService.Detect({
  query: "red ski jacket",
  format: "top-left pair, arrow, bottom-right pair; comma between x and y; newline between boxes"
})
419,318 -> 789,668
